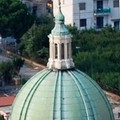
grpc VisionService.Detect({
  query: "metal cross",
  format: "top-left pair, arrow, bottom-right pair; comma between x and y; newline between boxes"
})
58,0 -> 61,6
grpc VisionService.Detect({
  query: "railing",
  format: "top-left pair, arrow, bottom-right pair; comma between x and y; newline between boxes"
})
94,8 -> 111,15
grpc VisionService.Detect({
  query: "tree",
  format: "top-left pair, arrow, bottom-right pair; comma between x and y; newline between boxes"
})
0,61 -> 13,85
20,15 -> 53,62
0,0 -> 35,40
0,57 -> 24,85
59,24 -> 119,94
67,25 -> 80,54
67,26 -> 120,94
12,56 -> 24,75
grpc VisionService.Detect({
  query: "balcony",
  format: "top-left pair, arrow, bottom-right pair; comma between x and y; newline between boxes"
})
94,8 -> 111,16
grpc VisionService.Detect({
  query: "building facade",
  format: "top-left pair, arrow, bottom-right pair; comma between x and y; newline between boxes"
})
53,0 -> 120,30
21,0 -> 53,16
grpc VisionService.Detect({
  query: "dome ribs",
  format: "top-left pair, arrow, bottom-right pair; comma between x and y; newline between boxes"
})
76,69 -> 114,120
60,71 -> 63,120
11,69 -> 115,120
68,70 -> 96,120
19,70 -> 51,120
53,71 -> 62,120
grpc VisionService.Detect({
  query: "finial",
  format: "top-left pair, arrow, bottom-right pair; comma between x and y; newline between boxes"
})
58,0 -> 61,10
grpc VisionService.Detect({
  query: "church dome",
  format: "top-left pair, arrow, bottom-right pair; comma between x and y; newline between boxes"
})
10,68 -> 114,120
10,1 -> 114,120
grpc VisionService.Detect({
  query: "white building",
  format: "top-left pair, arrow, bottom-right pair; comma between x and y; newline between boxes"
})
53,0 -> 120,30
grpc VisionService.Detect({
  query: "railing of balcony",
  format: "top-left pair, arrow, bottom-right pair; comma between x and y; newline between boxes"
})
94,8 -> 111,15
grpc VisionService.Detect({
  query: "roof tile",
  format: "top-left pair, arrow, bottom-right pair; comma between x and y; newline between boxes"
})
0,96 -> 15,107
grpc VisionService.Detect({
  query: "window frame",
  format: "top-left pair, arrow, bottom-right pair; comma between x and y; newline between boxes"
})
79,2 -> 86,10
32,5 -> 37,15
96,16 -> 104,29
113,0 -> 119,8
80,19 -> 87,27
114,21 -> 120,30
97,0 -> 103,9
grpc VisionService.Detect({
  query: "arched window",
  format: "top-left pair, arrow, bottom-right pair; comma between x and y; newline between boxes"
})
55,43 -> 58,59
61,43 -> 64,59
67,43 -> 69,58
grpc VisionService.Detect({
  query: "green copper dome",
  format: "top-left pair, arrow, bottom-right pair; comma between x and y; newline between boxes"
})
10,2 -> 114,120
51,9 -> 69,36
10,69 -> 114,120
55,9 -> 64,22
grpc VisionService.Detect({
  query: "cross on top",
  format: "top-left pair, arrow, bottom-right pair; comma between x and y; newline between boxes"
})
58,0 -> 61,9
58,0 -> 61,6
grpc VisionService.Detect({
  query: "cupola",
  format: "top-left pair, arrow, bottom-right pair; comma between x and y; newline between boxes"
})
47,1 -> 74,70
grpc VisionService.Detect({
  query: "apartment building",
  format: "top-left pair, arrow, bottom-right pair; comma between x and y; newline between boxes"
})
53,0 -> 120,30
21,0 -> 53,16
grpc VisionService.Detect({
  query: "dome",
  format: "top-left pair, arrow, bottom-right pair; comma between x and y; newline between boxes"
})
51,8 -> 69,36
51,23 -> 69,36
10,68 -> 114,120
10,2 -> 114,120
55,9 -> 64,22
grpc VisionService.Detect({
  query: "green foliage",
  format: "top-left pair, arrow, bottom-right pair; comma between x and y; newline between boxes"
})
20,19 -> 120,94
0,56 -> 24,85
37,47 -> 48,59
93,72 -> 120,94
12,56 -> 24,74
71,26 -> 120,94
67,25 -> 80,53
21,78 -> 27,85
20,15 -> 53,63
0,115 -> 4,120
36,15 -> 54,25
0,61 -> 13,84
0,0 -> 35,40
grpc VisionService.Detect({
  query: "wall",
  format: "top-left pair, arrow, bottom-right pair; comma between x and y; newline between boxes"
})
53,0 -> 120,30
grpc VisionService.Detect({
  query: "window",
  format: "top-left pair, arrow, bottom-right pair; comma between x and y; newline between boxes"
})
118,111 -> 120,118
113,0 -> 119,7
55,44 -> 58,59
80,19 -> 86,27
67,43 -> 69,58
97,0 -> 103,9
114,21 -> 119,30
79,3 -> 86,10
61,43 -> 64,59
32,5 -> 37,15
96,17 -> 103,29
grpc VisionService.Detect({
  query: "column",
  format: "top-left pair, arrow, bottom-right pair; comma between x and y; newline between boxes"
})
69,42 -> 72,58
50,42 -> 52,59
